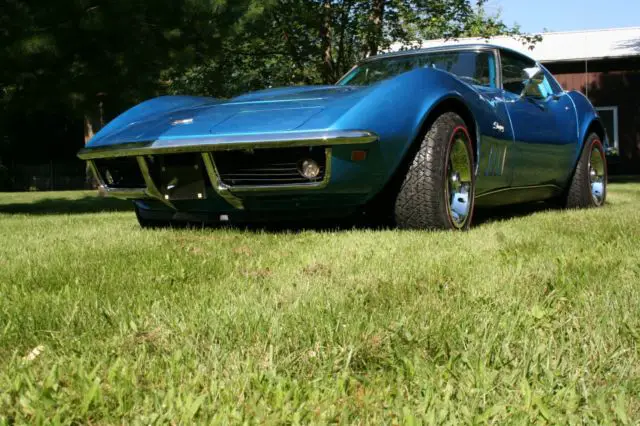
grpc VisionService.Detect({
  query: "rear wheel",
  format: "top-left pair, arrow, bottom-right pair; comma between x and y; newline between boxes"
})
565,133 -> 607,208
394,112 -> 475,230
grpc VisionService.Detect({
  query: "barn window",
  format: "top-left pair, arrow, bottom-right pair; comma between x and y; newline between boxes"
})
595,106 -> 619,152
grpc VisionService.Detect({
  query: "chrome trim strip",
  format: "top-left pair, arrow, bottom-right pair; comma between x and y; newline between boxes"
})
335,65 -> 358,85
86,144 -> 338,208
201,152 -> 244,210
493,48 -> 503,91
88,159 -> 148,199
362,44 -> 502,64
87,160 -> 104,186
78,130 -> 377,160
136,156 -> 174,209
475,183 -> 562,198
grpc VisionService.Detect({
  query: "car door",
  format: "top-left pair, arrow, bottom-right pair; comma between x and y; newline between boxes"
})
450,49 -> 516,195
500,50 -> 577,188
473,84 -> 517,194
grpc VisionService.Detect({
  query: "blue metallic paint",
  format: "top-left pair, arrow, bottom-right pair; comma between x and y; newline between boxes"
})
569,90 -> 608,153
502,90 -> 577,187
79,44 -> 605,220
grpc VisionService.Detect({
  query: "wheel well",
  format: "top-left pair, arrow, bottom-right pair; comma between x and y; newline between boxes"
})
419,98 -> 479,164
586,119 -> 606,144
363,97 -> 480,216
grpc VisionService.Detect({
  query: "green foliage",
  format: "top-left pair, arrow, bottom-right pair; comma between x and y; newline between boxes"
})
0,185 -> 639,422
0,0 -> 537,170
1,0 -> 534,111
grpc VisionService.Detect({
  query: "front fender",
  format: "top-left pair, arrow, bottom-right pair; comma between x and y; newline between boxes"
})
330,68 -> 495,195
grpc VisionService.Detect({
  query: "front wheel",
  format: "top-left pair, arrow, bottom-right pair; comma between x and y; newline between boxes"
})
394,112 -> 475,230
564,133 -> 607,208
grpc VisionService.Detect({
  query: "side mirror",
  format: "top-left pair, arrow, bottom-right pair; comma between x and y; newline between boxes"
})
520,66 -> 545,98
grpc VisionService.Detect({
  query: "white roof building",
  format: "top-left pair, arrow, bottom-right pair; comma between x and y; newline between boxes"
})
390,27 -> 640,63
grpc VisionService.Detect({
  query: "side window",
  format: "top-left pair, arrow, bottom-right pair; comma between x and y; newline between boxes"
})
423,51 -> 496,88
501,50 -> 561,99
500,50 -> 536,95
470,51 -> 496,88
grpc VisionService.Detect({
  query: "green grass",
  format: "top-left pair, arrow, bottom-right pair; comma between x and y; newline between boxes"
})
1,186 -> 639,424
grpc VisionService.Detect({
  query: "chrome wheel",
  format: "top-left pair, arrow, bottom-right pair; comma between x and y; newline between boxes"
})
588,141 -> 606,206
446,129 -> 473,228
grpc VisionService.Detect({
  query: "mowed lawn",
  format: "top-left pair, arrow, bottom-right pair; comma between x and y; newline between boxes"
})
1,185 -> 639,424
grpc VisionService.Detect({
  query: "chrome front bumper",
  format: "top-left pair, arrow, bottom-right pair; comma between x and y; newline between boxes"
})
79,130 -> 378,210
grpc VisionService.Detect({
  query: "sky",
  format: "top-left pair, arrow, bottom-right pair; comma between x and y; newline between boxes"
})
485,0 -> 640,33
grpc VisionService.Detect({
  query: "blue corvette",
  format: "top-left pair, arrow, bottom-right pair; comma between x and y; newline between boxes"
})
78,44 -> 608,230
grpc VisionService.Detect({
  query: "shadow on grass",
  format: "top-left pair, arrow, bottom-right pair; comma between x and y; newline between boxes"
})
0,194 -> 566,228
473,202 -> 554,227
166,201 -> 557,233
0,196 -> 134,215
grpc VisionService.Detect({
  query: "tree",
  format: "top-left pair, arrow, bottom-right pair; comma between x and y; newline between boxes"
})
167,0 -> 538,95
0,0 -> 539,190
366,0 -> 386,57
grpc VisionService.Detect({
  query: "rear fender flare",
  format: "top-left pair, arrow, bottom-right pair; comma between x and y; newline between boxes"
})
569,91 -> 608,168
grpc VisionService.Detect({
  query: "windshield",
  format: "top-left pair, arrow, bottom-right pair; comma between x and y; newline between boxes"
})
338,50 -> 496,88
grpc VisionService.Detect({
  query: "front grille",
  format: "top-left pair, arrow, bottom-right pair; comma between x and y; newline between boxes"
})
94,157 -> 145,188
146,153 -> 208,200
213,147 -> 327,187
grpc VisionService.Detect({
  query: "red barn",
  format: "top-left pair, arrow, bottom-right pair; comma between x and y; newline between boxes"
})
535,28 -> 640,174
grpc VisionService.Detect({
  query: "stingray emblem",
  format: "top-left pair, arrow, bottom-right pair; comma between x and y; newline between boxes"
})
171,118 -> 194,125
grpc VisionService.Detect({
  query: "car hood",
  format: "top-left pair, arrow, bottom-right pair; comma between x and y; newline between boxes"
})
87,86 -> 371,148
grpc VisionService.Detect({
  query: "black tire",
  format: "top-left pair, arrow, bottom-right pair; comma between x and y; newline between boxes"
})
564,133 -> 607,208
394,112 -> 475,230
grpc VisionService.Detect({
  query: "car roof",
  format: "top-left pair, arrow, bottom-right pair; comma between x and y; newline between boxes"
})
364,43 -> 538,64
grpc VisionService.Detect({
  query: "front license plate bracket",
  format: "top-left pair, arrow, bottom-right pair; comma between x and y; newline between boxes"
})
150,154 -> 208,201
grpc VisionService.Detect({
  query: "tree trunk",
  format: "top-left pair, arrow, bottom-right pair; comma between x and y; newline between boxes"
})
84,98 -> 104,189
83,99 -> 104,145
320,0 -> 334,83
275,14 -> 307,83
336,0 -> 352,77
366,0 -> 385,57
